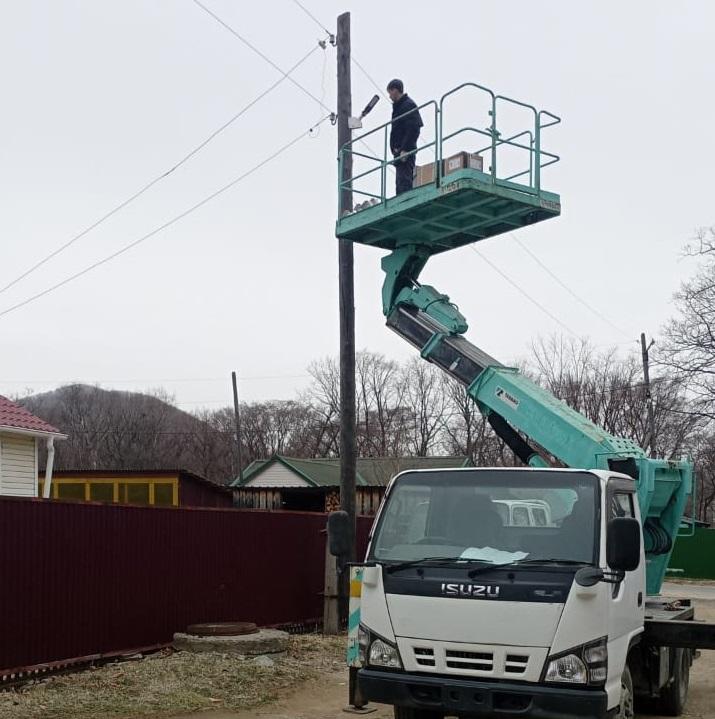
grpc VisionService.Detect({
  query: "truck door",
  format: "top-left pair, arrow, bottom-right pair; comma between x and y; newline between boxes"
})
606,481 -> 646,681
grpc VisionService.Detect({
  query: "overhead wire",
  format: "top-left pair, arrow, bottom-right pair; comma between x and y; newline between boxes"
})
0,42 -> 323,297
287,0 -> 388,102
352,57 -> 389,100
287,0 -> 630,347
0,114 -> 333,320
510,233 -> 632,340
309,37 -> 329,138
469,246 -> 579,337
191,0 -> 332,114
194,0 -> 390,185
282,0 -> 396,172
290,0 -> 333,35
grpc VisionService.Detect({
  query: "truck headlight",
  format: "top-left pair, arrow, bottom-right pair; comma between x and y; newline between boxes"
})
544,638 -> 607,686
367,635 -> 402,669
545,653 -> 588,684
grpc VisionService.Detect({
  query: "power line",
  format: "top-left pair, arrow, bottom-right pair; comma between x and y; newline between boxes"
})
511,234 -> 631,340
287,0 -> 387,101
191,0 -> 332,113
351,57 -> 388,100
0,115 -> 332,320
284,0 -> 397,178
0,43 -> 323,297
290,0 -> 332,35
308,37 -> 329,138
469,245 -> 579,337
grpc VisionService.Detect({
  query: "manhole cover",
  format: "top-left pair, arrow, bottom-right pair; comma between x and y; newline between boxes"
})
186,622 -> 258,637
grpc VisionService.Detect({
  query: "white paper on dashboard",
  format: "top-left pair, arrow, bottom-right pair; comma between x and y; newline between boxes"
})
459,547 -> 529,563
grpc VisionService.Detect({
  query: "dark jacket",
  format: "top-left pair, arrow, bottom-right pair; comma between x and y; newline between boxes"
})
389,94 -> 423,156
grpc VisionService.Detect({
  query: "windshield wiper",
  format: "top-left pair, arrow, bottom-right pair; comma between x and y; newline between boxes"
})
468,558 -> 587,578
522,558 -> 589,565
384,556 -> 482,574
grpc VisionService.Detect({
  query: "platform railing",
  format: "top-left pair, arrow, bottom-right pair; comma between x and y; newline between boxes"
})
337,83 -> 560,218
338,99 -> 439,216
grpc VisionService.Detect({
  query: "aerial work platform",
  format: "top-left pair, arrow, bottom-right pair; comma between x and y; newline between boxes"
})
333,82 -> 694,597
335,82 -> 562,255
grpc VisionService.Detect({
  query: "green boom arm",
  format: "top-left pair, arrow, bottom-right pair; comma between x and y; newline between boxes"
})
382,246 -> 693,596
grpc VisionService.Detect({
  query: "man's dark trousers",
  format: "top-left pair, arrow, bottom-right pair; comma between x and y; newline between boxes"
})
396,154 -> 416,194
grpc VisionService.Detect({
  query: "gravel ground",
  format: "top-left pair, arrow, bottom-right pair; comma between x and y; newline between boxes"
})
2,597 -> 713,719
178,599 -> 715,719
0,634 -> 346,719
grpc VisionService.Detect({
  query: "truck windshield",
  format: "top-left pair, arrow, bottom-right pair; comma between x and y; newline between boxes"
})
370,470 -> 599,565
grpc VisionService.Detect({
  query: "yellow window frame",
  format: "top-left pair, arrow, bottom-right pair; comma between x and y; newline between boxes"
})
45,477 -> 179,506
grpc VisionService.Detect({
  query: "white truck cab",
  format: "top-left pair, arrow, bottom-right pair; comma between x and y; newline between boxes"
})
336,467 -> 700,719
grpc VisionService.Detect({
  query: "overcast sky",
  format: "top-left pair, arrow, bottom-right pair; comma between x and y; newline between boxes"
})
1,1 -> 713,410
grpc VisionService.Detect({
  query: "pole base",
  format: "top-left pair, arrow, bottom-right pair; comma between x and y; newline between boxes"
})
343,705 -> 377,714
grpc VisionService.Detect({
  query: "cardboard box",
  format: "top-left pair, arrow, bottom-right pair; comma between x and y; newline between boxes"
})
415,152 -> 484,188
443,151 -> 484,175
414,152 -> 484,187
414,161 -> 437,188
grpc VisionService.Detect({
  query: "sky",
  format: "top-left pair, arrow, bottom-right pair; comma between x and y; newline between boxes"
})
1,1 -> 713,411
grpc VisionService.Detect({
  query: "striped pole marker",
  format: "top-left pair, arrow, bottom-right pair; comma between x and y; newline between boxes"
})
346,566 -> 363,667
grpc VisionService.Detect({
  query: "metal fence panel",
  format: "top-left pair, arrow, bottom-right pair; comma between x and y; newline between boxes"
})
0,498 -> 330,673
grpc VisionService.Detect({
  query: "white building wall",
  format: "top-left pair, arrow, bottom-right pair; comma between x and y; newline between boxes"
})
0,433 -> 37,497
245,463 -> 310,488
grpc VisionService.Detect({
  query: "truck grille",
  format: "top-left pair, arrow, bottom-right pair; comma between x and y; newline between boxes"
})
401,641 -> 545,681
445,649 -> 493,671
505,654 -> 529,674
413,647 -> 435,667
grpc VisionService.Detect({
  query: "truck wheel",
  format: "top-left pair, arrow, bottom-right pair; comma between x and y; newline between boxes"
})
660,648 -> 690,716
393,708 -> 442,719
616,665 -> 635,719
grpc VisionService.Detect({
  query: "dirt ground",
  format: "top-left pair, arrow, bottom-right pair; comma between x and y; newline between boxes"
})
173,599 -> 715,719
2,597 -> 712,719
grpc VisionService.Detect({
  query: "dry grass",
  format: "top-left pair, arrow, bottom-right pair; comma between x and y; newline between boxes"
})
0,634 -> 346,719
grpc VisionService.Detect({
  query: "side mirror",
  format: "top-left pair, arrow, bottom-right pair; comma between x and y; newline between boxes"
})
606,517 -> 641,573
327,511 -> 352,559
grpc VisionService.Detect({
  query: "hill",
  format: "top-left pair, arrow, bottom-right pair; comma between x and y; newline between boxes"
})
19,385 -> 235,483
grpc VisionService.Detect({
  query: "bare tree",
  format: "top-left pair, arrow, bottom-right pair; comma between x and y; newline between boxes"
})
530,335 -> 701,460
401,359 -> 449,456
440,377 -> 512,465
659,227 -> 715,419
355,352 -> 407,456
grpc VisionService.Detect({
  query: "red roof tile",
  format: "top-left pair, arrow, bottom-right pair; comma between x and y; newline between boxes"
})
0,395 -> 62,434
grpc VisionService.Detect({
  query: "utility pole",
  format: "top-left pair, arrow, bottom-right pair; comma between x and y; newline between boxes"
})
640,333 -> 656,455
231,371 -> 244,484
336,12 -> 371,714
337,12 -> 356,584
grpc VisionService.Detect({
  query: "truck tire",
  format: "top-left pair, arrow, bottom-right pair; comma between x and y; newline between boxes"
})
660,648 -> 690,716
393,708 -> 442,719
616,665 -> 635,719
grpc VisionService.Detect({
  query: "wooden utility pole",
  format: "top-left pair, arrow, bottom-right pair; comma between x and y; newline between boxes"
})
335,13 -> 371,713
231,371 -> 244,484
640,333 -> 656,455
337,13 -> 356,580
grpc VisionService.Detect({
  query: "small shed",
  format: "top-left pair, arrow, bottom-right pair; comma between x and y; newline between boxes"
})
0,395 -> 66,498
38,469 -> 233,508
231,455 -> 472,514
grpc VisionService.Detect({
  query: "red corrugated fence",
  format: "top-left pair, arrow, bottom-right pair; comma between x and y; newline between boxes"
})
0,497 -> 374,675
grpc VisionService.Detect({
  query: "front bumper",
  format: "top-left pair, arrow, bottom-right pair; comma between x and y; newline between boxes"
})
359,668 -> 609,719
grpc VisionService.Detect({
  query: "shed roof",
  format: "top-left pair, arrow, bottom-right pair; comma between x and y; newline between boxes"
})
233,455 -> 472,488
0,395 -> 63,436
